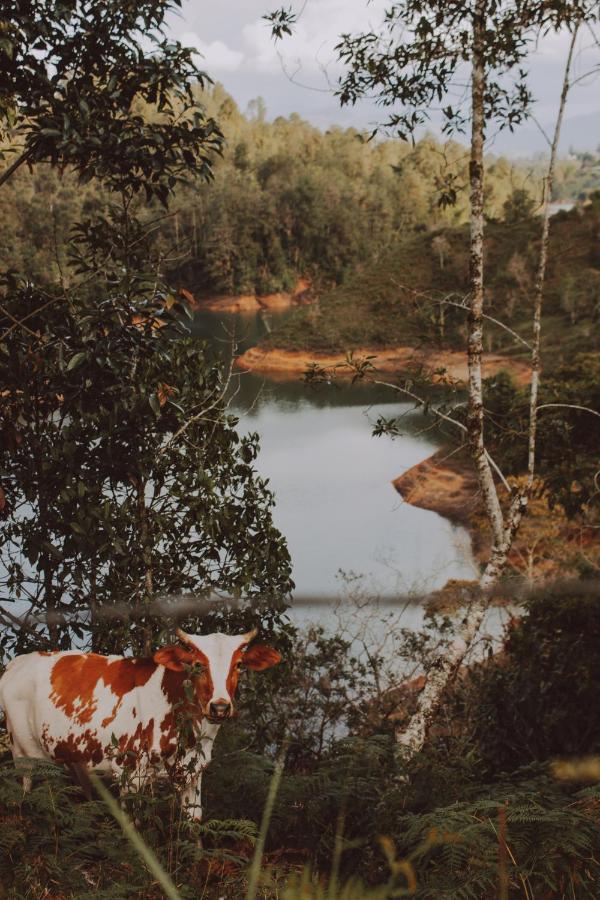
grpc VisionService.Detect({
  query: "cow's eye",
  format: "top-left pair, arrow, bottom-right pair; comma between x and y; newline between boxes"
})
236,661 -> 244,671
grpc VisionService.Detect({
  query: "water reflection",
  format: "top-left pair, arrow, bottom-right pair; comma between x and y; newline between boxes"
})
192,308 -> 477,601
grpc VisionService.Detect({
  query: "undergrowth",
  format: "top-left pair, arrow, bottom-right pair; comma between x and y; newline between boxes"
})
1,588 -> 599,897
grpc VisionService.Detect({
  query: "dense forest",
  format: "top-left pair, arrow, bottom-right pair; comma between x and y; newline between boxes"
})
1,1 -> 600,898
3,82 -> 599,297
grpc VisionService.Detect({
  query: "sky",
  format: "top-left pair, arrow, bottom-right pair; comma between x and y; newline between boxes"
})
166,1 -> 600,156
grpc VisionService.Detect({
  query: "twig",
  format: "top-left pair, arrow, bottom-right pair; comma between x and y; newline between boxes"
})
0,303 -> 41,339
0,147 -> 34,189
0,296 -> 61,343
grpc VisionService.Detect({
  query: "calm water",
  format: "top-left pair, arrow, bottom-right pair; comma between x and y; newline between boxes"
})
192,309 -> 477,616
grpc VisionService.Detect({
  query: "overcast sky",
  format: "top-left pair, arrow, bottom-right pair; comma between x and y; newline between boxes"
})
166,1 -> 600,156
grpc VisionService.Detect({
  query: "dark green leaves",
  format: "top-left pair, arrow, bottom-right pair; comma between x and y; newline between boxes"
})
0,0 -> 223,199
66,351 -> 87,371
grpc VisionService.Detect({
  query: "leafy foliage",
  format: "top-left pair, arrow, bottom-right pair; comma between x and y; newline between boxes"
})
2,588 -> 600,896
0,761 -> 256,899
4,84 -> 576,296
0,0 -> 222,201
260,205 -> 600,365
0,278 -> 292,656
0,5 -> 294,657
470,586 -> 600,771
478,355 -> 600,515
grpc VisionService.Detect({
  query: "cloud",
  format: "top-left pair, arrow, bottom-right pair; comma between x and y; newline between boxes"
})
179,32 -> 244,73
170,2 -> 600,152
240,0 -> 390,79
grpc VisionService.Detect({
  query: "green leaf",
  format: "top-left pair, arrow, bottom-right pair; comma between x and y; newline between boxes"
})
66,351 -> 87,371
149,392 -> 161,417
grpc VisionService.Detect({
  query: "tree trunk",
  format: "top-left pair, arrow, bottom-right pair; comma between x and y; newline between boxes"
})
526,24 -> 579,490
0,147 -> 34,190
397,17 -> 581,759
397,0 -> 494,757
136,478 -> 154,656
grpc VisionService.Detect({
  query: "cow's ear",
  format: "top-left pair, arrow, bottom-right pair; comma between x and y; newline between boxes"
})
243,644 -> 281,671
153,645 -> 193,671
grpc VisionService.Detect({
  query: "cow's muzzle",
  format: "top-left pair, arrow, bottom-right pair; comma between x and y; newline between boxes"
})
207,700 -> 232,723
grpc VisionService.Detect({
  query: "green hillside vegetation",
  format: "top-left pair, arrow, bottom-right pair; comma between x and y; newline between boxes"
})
552,149 -> 600,202
261,192 -> 600,361
3,84 -> 599,300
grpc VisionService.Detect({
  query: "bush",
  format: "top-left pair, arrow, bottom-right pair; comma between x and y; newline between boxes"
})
471,586 -> 600,772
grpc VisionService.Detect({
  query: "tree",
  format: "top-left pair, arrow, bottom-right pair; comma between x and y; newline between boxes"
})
0,0 -> 221,200
503,187 -> 537,224
267,0 -> 597,755
0,287 -> 292,659
0,2 -> 293,657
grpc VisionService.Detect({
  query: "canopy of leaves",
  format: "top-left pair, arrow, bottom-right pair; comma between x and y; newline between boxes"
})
0,284 -> 292,657
480,356 -> 600,515
470,585 -> 600,770
0,0 -> 222,201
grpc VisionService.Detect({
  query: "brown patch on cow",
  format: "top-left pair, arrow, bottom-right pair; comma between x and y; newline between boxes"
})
41,724 -> 51,752
160,662 -> 213,716
115,719 -> 155,768
153,644 -> 195,671
50,654 -> 157,725
159,711 -> 177,759
243,644 -> 282,671
53,730 -> 104,766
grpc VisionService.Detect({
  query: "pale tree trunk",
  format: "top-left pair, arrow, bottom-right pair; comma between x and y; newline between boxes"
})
398,0 -> 492,756
465,0 -> 505,555
526,24 -> 579,492
136,478 -> 154,656
397,17 -> 580,758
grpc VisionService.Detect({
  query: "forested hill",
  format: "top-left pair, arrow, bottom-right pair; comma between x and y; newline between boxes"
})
1,83 -> 599,298
260,194 -> 600,365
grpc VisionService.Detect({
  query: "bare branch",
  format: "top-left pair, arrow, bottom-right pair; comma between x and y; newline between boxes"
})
0,296 -> 61,343
537,402 -> 600,419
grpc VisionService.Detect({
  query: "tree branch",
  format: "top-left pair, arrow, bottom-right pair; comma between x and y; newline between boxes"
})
0,147 -> 34,189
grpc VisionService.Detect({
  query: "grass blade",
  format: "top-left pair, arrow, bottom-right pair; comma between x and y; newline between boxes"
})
246,748 -> 286,900
89,771 -> 182,900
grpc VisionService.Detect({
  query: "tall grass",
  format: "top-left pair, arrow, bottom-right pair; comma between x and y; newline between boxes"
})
246,749 -> 286,900
89,771 -> 182,900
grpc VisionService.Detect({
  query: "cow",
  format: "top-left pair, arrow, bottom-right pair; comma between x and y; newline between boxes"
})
0,627 -> 281,820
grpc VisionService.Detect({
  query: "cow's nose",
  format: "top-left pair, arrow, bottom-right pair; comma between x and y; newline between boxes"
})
208,700 -> 231,720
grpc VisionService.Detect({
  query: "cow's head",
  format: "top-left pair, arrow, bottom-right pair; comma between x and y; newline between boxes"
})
153,628 -> 281,723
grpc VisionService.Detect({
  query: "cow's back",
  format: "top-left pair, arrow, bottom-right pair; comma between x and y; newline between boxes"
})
0,650 -> 172,773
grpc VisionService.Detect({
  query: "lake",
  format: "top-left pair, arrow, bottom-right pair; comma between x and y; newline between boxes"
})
192,308 -> 477,628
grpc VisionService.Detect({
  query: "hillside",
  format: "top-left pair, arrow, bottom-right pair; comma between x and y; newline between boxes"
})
255,195 -> 600,367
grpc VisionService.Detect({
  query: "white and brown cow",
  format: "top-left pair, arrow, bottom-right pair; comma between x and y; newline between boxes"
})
0,628 -> 280,819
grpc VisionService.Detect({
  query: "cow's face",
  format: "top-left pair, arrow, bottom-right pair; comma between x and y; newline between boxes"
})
153,628 -> 281,723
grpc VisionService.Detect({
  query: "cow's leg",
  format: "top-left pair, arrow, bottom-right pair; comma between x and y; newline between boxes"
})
9,725 -> 42,793
181,773 -> 203,821
115,766 -> 145,826
14,752 -> 43,793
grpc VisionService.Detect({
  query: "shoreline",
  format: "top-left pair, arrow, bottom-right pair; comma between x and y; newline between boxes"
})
393,449 -> 597,584
234,344 -> 532,386
392,449 -> 480,528
179,278 -> 312,315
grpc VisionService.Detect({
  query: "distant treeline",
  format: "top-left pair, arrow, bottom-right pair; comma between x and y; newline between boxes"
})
261,193 -> 600,361
1,84 -> 598,296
